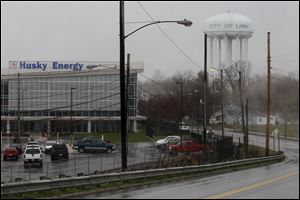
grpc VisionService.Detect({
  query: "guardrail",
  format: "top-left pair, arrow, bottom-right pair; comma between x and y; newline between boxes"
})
1,152 -> 285,196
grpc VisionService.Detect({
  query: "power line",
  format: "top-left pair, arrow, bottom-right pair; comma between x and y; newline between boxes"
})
136,1 -> 202,70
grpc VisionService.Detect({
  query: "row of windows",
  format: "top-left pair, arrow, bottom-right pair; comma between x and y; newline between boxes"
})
7,74 -> 137,84
1,109 -> 136,117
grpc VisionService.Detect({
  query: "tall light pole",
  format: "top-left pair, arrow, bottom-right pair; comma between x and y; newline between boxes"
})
70,87 -> 76,136
16,73 -> 21,143
21,89 -> 27,134
238,71 -> 246,154
120,1 -> 192,171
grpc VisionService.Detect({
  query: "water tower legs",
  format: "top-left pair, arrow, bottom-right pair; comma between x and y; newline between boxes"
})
240,37 -> 243,61
210,37 -> 214,67
218,38 -> 222,67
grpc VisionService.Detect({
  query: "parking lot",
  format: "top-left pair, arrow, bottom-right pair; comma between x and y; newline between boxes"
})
1,139 -> 161,183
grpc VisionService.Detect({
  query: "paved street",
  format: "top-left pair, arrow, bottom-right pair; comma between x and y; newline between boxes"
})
76,132 -> 299,199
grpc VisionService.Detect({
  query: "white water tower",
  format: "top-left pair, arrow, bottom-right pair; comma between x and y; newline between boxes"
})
204,11 -> 254,67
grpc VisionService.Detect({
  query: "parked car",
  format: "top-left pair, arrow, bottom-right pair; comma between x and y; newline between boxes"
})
73,138 -> 115,153
168,140 -> 207,155
24,147 -> 43,167
25,144 -> 43,152
3,147 -> 19,161
27,140 -> 39,145
45,140 -> 58,154
9,143 -> 23,154
51,144 -> 69,161
155,136 -> 181,149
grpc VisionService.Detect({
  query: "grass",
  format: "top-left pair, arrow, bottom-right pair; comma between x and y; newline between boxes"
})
226,124 -> 299,138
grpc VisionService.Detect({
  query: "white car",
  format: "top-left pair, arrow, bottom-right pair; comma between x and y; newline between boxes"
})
45,140 -> 58,154
27,141 -> 39,146
155,136 -> 181,148
24,147 -> 43,167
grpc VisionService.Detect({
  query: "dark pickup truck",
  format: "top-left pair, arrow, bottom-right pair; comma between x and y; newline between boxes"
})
73,138 -> 116,153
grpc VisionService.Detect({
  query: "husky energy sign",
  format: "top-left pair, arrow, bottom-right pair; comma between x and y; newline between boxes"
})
9,61 -> 87,72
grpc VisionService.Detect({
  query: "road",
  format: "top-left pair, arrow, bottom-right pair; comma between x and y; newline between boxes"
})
76,131 -> 299,199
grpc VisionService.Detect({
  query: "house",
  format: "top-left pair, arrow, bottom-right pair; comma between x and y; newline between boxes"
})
248,114 -> 276,125
210,104 -> 276,125
210,104 -> 241,125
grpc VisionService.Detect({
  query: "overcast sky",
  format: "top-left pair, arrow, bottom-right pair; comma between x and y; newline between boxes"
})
1,1 -> 299,79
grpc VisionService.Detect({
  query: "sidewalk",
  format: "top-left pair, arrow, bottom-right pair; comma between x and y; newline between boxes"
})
224,128 -> 299,141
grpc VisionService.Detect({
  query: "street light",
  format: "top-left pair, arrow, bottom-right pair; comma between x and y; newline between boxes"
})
210,66 -> 224,136
21,89 -> 27,134
70,88 -> 76,137
120,1 -> 192,171
124,19 -> 192,39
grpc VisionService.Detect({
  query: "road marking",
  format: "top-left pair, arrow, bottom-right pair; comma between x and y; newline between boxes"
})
205,171 -> 299,199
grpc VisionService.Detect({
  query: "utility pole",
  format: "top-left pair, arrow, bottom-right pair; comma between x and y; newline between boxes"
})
203,33 -> 208,144
245,98 -> 249,155
265,32 -> 271,156
176,81 -> 183,142
221,69 -> 224,136
239,71 -> 246,150
126,53 -> 130,145
16,73 -> 21,144
120,1 -> 127,171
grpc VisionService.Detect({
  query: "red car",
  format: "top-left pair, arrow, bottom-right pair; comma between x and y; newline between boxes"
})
168,140 -> 207,154
3,147 -> 19,161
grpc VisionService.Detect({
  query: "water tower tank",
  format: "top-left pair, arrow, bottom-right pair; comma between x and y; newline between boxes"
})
204,12 -> 254,67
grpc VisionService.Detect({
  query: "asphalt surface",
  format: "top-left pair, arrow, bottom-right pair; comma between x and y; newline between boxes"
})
1,141 -> 160,183
76,131 -> 299,199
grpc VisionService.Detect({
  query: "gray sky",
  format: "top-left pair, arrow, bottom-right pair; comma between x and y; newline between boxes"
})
1,1 -> 299,79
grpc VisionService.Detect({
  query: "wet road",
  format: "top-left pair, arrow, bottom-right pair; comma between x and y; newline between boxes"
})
77,131 -> 299,199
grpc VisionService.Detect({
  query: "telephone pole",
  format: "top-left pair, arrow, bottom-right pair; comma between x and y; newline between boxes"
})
221,69 -> 224,136
203,33 -> 208,144
239,71 -> 246,151
265,32 -> 271,156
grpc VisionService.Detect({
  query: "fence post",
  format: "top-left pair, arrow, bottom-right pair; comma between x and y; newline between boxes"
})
74,158 -> 77,177
133,144 -> 137,166
278,131 -> 280,152
100,154 -> 102,173
60,162 -> 62,176
113,153 -> 116,170
46,162 -> 49,178
28,165 -> 31,181
10,166 -> 13,182
144,146 -> 147,166
88,156 -> 90,175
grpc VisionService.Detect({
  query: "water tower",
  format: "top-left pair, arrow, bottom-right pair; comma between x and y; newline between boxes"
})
204,11 -> 254,67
